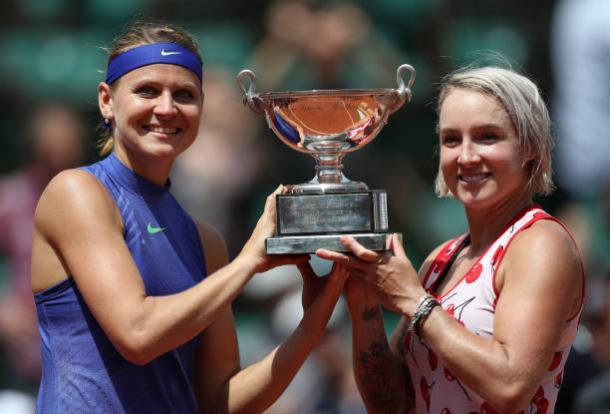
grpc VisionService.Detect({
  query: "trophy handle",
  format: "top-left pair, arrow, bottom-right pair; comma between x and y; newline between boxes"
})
237,69 -> 265,116
390,64 -> 416,113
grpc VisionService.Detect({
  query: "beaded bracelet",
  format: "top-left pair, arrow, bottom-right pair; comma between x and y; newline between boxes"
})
407,294 -> 440,337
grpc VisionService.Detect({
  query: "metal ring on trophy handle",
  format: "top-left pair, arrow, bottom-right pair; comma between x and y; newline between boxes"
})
390,64 -> 416,114
236,69 -> 265,116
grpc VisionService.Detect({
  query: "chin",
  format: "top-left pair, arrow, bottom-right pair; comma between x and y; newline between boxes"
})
456,191 -> 496,210
146,142 -> 189,159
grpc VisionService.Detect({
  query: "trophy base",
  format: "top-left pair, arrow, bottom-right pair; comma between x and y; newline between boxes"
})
265,232 -> 398,255
276,190 -> 388,235
267,190 -> 393,255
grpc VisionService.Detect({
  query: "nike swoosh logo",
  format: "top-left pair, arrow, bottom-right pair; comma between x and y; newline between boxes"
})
161,50 -> 181,56
147,223 -> 167,234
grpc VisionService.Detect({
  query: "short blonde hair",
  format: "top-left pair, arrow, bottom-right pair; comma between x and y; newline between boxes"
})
435,66 -> 554,198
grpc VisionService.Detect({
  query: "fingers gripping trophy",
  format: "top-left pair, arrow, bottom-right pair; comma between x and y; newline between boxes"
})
237,64 -> 416,254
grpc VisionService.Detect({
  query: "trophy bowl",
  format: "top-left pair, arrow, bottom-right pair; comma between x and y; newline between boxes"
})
238,64 -> 416,253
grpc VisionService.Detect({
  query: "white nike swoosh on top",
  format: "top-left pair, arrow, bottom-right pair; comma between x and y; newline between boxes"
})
161,50 -> 181,56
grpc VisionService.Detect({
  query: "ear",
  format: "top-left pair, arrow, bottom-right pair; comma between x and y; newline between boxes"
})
521,148 -> 537,168
98,82 -> 114,120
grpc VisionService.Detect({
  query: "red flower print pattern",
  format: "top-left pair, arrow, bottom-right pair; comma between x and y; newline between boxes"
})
480,401 -> 499,414
465,263 -> 483,283
555,371 -> 563,388
548,351 -> 562,371
420,376 -> 433,411
531,386 -> 549,413
491,245 -> 504,269
446,303 -> 456,317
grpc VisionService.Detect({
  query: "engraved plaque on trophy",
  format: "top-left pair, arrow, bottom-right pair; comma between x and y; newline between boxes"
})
237,64 -> 416,254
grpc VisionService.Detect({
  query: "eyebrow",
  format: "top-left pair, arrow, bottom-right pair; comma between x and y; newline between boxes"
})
475,123 -> 503,130
131,78 -> 200,89
439,123 -> 503,134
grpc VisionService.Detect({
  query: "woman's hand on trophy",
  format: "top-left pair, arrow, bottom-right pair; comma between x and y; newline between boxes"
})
239,185 -> 308,273
316,234 -> 426,317
297,261 -> 349,311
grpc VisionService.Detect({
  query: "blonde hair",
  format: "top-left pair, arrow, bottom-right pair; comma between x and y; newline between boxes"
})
435,66 -> 554,198
98,20 -> 201,156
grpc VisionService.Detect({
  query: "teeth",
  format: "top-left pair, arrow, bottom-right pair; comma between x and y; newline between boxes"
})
148,126 -> 178,134
461,174 -> 487,183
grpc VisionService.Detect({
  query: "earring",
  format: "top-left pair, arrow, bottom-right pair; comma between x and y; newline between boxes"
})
103,118 -> 112,129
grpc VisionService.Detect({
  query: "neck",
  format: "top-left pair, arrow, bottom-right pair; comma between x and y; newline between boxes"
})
113,145 -> 172,186
464,194 -> 533,255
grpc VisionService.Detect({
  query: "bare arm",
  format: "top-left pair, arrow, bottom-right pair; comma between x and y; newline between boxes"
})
32,171 -> 305,365
336,242 -> 445,414
345,278 -> 415,414
320,227 -> 583,413
224,263 -> 348,414
192,221 -> 349,413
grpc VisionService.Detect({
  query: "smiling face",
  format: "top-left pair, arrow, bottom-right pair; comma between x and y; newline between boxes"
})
438,88 -> 531,210
98,63 -> 203,179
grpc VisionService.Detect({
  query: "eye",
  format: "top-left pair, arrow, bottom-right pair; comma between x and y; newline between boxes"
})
441,135 -> 460,147
134,86 -> 158,98
173,89 -> 195,103
479,132 -> 500,143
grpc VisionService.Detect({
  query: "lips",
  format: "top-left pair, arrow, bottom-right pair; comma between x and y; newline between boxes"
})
145,125 -> 181,135
458,172 -> 491,184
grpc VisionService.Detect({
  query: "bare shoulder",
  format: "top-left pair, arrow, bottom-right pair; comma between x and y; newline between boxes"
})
35,168 -> 121,240
32,168 -> 122,292
194,221 -> 229,274
508,219 -> 581,272
499,219 -> 583,317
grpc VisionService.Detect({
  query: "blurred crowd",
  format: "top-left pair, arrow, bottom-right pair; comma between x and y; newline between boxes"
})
0,0 -> 609,412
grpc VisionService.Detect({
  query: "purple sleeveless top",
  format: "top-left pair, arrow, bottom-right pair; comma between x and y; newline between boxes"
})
34,153 -> 206,413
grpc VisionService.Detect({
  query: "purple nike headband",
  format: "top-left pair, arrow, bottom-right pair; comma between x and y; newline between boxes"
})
105,42 -> 203,85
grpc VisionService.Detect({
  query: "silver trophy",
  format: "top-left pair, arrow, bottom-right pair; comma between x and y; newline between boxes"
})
237,64 -> 416,254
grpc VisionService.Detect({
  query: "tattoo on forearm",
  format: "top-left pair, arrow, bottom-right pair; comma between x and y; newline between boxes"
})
357,337 -> 415,413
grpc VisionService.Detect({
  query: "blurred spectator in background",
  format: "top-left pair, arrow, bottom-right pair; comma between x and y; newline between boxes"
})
551,0 -> 610,412
572,270 -> 610,413
551,0 -> 610,280
552,0 -> 610,199
249,0 -> 402,92
0,102 -> 85,409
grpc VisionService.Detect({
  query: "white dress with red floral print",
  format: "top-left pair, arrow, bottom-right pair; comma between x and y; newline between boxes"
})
406,206 -> 584,414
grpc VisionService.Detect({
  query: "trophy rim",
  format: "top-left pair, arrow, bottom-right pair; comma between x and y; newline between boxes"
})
258,88 -> 399,99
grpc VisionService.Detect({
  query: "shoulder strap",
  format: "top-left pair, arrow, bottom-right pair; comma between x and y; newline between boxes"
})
423,235 -> 470,292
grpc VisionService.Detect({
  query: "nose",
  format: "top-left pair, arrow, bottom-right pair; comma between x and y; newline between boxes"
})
154,90 -> 177,116
458,139 -> 481,165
